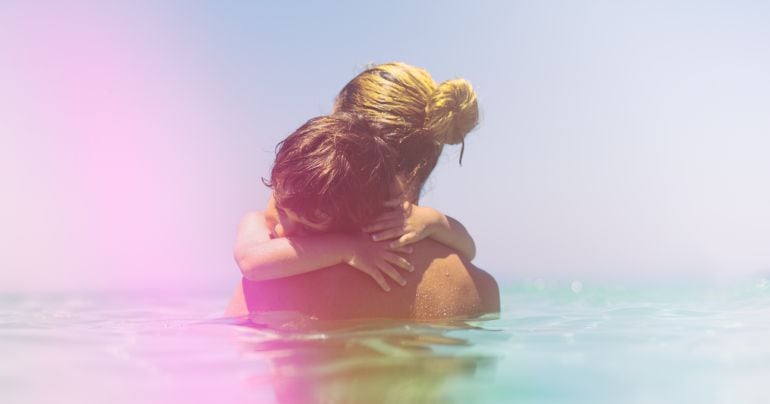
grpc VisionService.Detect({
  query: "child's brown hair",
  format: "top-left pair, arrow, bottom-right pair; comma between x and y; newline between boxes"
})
267,112 -> 397,232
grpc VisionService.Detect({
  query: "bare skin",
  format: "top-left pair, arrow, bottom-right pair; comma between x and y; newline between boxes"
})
225,237 -> 500,320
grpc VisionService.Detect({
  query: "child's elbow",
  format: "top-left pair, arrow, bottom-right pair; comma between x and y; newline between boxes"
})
233,246 -> 258,280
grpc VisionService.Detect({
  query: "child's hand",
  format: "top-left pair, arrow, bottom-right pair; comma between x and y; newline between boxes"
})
363,198 -> 447,249
343,232 -> 414,292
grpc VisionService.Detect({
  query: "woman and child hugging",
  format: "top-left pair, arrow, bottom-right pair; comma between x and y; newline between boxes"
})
225,62 -> 500,320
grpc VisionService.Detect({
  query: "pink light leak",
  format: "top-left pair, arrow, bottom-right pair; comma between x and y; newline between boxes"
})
2,3 -> 247,293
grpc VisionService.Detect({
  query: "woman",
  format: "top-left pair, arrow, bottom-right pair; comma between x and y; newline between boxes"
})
334,62 -> 479,200
334,62 -> 480,259
226,63 -> 498,319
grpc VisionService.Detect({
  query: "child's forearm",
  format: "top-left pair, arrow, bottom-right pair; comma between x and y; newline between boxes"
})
429,214 -> 476,260
235,234 -> 352,281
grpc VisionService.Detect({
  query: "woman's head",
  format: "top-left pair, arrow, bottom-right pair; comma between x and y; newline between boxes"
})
267,112 -> 397,233
333,62 -> 479,198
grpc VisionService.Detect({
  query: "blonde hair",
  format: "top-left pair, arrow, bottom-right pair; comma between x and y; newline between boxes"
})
333,62 -> 478,196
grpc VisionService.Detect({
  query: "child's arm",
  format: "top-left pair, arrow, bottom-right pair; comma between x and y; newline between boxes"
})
363,201 -> 476,260
233,211 -> 413,292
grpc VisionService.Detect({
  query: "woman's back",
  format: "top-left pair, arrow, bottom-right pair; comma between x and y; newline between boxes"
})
225,238 -> 499,320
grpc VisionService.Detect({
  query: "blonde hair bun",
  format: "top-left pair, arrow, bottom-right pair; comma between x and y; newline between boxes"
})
424,79 -> 479,145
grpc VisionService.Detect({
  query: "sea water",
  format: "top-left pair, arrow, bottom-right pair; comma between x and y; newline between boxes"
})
2,280 -> 770,404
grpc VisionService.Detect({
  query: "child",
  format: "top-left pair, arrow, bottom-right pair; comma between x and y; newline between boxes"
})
234,112 -> 477,291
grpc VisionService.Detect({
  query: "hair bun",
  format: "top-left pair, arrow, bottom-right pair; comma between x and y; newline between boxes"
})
424,79 -> 479,145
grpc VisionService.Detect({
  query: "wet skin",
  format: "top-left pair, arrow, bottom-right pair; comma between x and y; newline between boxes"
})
225,199 -> 500,320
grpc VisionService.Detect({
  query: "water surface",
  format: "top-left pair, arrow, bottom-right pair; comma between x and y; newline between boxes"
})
2,280 -> 769,403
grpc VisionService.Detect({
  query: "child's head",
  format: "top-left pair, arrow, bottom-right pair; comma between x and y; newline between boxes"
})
267,112 -> 397,233
333,62 -> 479,199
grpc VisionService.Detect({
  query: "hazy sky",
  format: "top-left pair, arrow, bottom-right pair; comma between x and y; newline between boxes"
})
2,1 -> 770,293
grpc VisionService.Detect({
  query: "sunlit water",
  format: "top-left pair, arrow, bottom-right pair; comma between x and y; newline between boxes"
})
2,280 -> 770,404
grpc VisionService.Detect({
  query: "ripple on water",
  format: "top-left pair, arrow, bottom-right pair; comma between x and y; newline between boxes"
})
2,283 -> 770,403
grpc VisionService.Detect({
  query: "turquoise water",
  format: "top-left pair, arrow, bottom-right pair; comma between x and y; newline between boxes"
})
2,280 -> 770,403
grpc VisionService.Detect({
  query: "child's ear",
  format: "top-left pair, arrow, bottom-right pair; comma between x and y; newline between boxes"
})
311,210 -> 333,230
273,223 -> 285,238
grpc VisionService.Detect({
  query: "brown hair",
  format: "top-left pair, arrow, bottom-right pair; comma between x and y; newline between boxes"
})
333,62 -> 479,198
267,113 -> 397,232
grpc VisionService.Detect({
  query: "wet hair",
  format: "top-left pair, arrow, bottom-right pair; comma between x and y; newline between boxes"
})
333,62 -> 479,198
266,112 -> 397,232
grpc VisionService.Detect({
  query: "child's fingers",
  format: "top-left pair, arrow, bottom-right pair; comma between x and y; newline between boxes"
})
348,258 -> 391,292
384,252 -> 414,272
359,264 -> 391,292
387,245 -> 414,254
373,273 -> 392,292
371,227 -> 405,242
377,261 -> 407,286
362,218 -> 403,233
389,232 -> 420,248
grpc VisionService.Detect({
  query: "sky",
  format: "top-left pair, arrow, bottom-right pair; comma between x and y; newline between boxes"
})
2,1 -> 770,293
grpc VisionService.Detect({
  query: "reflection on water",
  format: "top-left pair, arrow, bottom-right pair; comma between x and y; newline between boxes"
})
232,313 -> 500,404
